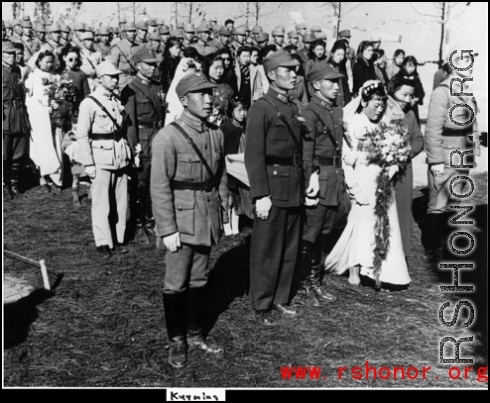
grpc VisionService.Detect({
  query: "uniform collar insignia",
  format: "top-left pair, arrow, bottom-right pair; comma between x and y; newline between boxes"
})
313,94 -> 333,110
268,87 -> 289,104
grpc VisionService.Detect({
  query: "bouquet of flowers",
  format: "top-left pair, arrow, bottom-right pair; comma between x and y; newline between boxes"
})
361,122 -> 411,289
207,103 -> 225,127
45,78 -> 78,130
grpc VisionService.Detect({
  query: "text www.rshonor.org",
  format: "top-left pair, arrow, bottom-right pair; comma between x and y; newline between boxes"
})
279,361 -> 488,382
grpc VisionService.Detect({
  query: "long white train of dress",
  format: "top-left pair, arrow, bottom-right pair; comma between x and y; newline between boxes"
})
325,112 -> 411,286
25,69 -> 63,187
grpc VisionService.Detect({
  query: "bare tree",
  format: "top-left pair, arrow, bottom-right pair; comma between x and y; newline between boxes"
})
33,2 -> 52,23
58,2 -> 84,24
236,2 -> 283,25
178,2 -> 208,24
12,2 -> 23,19
318,2 -> 364,38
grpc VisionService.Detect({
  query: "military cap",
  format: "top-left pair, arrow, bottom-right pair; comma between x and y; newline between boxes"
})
73,22 -> 86,31
124,22 -> 137,31
296,23 -> 307,30
4,20 -> 12,29
21,20 -> 33,29
12,19 -> 22,27
212,25 -> 221,35
119,18 -> 127,24
272,26 -> 285,36
96,61 -> 122,77
233,25 -> 247,35
60,23 -> 71,33
113,26 -> 120,34
2,41 -> 17,53
256,32 -> 269,43
170,29 -> 184,39
288,30 -> 299,39
148,32 -> 162,41
196,24 -> 210,33
263,50 -> 300,74
176,72 -> 217,98
98,27 -> 111,36
157,18 -> 165,26
136,21 -> 148,31
146,19 -> 158,27
183,23 -> 195,33
22,16 -> 31,22
218,27 -> 232,36
302,34 -> 315,43
47,23 -> 62,33
307,63 -> 344,83
370,34 -> 381,42
81,32 -> 94,40
316,32 -> 327,40
35,24 -> 47,33
176,22 -> 184,29
311,25 -> 322,33
338,29 -> 351,38
251,25 -> 263,34
132,47 -> 160,64
159,25 -> 170,35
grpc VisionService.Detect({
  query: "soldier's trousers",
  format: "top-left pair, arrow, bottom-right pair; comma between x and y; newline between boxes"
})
302,204 -> 339,244
164,243 -> 212,294
91,166 -> 128,248
427,168 -> 470,215
249,205 -> 302,310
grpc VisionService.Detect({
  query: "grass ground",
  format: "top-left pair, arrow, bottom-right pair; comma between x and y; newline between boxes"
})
3,173 -> 488,388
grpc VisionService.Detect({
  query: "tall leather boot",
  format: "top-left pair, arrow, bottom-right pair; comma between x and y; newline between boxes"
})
310,236 -> 336,301
3,161 -> 13,199
162,291 -> 188,368
295,240 -> 320,307
135,186 -> 151,245
186,287 -> 223,354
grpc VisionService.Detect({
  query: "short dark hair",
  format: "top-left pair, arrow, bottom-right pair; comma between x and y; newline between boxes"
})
356,40 -> 373,61
11,41 -> 25,52
59,46 -> 83,71
387,76 -> 415,97
202,52 -> 223,81
259,44 -> 277,64
224,19 -> 234,26
183,46 -> 203,64
393,48 -> 405,58
35,50 -> 55,69
308,39 -> 327,61
236,46 -> 251,58
163,38 -> 183,57
226,95 -> 248,119
283,44 -> 298,54
330,40 -> 347,56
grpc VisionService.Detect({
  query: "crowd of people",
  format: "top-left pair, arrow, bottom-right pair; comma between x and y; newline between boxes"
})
3,14 -> 482,369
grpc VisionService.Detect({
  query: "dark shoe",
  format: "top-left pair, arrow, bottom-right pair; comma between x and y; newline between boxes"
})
96,245 -> 112,259
253,309 -> 275,325
112,243 -> 129,254
272,304 -> 298,316
168,338 -> 187,368
188,335 -> 223,354
311,285 -> 337,302
294,288 -> 320,307
135,226 -> 151,245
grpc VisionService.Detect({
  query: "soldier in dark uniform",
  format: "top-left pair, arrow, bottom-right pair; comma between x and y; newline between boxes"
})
158,25 -> 171,53
151,72 -> 229,368
245,51 -> 303,325
121,48 -> 164,245
296,64 -> 347,306
297,33 -> 315,64
3,42 -> 30,199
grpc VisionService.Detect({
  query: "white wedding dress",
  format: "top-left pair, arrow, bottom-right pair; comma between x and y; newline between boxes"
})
325,112 -> 411,286
25,69 -> 63,187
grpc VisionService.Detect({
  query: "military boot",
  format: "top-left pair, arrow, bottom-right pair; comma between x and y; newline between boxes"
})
163,292 -> 188,368
310,237 -> 336,302
135,186 -> 151,245
186,287 -> 223,354
3,162 -> 14,200
295,240 -> 320,307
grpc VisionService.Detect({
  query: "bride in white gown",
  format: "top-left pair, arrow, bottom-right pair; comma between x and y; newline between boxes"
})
325,80 -> 411,291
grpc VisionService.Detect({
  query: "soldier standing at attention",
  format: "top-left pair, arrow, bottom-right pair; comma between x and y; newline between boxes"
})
159,25 -> 171,53
231,25 -> 247,58
3,42 -> 31,199
182,24 -> 196,48
4,21 -> 13,40
71,22 -> 86,48
151,72 -> 229,368
59,23 -> 71,47
44,24 -> 63,58
77,61 -> 133,259
10,19 -> 23,43
245,51 -> 304,325
296,64 -> 346,306
121,48 -> 164,245
95,27 -> 112,60
271,26 -> 286,51
17,20 -> 40,63
216,27 -> 232,50
297,34 -> 315,64
135,21 -> 148,47
146,19 -> 159,35
110,22 -> 142,90
192,24 -> 217,57
80,32 -> 102,92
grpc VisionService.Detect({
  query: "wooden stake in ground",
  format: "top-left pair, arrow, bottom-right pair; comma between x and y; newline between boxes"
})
4,250 -> 51,291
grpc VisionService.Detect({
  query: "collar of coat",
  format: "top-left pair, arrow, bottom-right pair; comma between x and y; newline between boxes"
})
312,93 -> 334,110
267,86 -> 290,104
180,109 -> 207,132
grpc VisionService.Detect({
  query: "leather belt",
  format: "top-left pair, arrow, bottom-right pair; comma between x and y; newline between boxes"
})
92,131 -> 123,141
171,180 -> 218,192
265,155 -> 301,167
317,156 -> 342,168
442,127 -> 473,136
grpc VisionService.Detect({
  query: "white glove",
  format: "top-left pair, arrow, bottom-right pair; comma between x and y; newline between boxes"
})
305,196 -> 319,207
343,149 -> 358,166
305,171 -> 320,198
388,165 -> 399,180
85,165 -> 96,179
134,143 -> 142,168
256,195 -> 272,220
430,163 -> 445,177
164,232 -> 181,253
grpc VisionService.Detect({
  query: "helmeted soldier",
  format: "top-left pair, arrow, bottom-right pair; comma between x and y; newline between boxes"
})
250,25 -> 263,47
230,25 -> 247,58
44,23 -> 63,57
245,51 -> 304,324
297,33 -> 315,64
151,72 -> 229,368
182,23 -> 196,48
121,48 -> 165,245
3,20 -> 12,41
146,19 -> 159,35
71,22 -> 86,48
10,19 -> 23,42
135,20 -> 148,47
190,24 -> 217,57
215,26 -> 232,50
256,32 -> 269,50
59,23 -> 71,46
109,22 -> 143,89
76,61 -> 133,259
16,20 -> 41,63
288,30 -> 300,48
296,63 -> 347,306
3,41 -> 31,199
271,26 -> 286,50
80,31 -> 102,91
94,27 -> 112,59
159,25 -> 171,53
295,23 -> 307,50
147,32 -> 163,58
34,23 -> 48,48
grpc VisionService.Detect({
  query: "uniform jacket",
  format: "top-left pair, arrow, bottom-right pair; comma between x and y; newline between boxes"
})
121,74 -> 164,154
110,39 -> 142,74
150,109 -> 229,247
43,39 -> 63,56
76,87 -> 132,170
425,77 -> 479,167
245,87 -> 303,208
302,94 -> 345,206
15,35 -> 41,62
2,63 -> 30,135
94,42 -> 112,59
80,47 -> 102,79
233,62 -> 263,103
190,41 -> 218,57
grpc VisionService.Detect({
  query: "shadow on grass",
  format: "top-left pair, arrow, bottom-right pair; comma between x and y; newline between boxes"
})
205,235 -> 251,335
4,288 -> 54,349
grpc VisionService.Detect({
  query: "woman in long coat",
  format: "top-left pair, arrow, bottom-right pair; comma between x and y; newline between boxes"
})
387,76 -> 424,258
